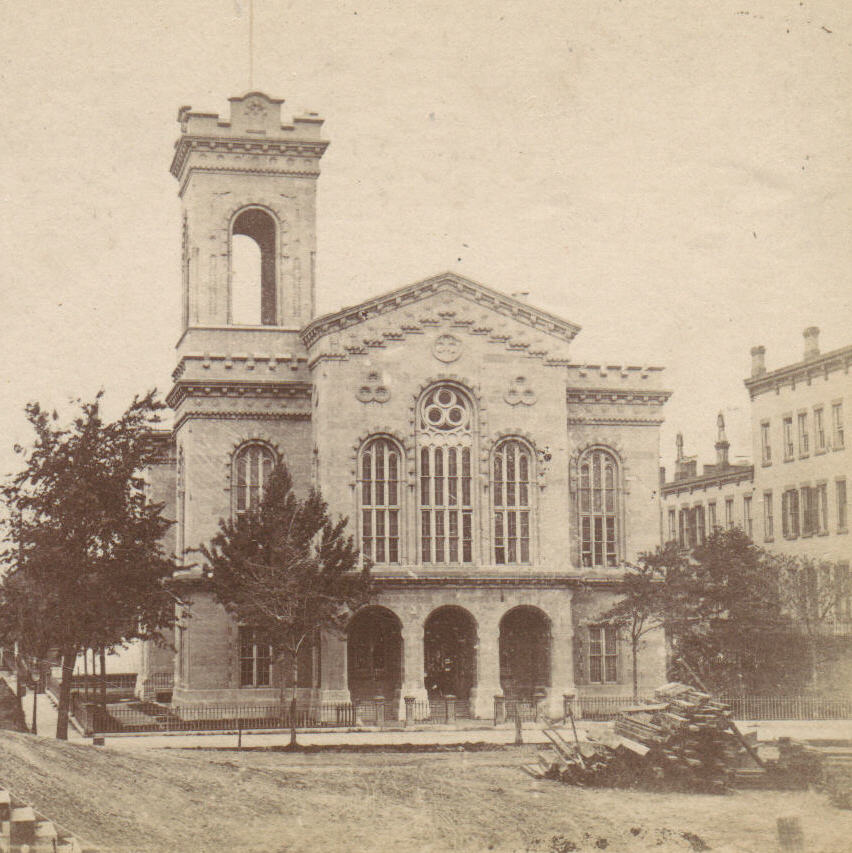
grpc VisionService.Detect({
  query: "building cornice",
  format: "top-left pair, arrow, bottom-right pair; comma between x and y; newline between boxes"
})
173,411 -> 310,431
166,379 -> 312,409
744,344 -> 852,398
566,387 -> 672,406
661,464 -> 754,497
567,416 -> 665,426
170,136 -> 329,182
300,272 -> 581,349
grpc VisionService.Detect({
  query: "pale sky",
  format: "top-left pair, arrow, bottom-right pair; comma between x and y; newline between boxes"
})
0,0 -> 850,478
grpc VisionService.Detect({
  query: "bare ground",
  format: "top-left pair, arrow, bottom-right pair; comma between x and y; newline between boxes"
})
0,731 -> 850,853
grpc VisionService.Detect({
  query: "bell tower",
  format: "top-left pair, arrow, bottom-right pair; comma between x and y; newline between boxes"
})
171,92 -> 328,338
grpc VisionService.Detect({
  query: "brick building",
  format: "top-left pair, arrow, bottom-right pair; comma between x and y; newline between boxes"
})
139,92 -> 671,718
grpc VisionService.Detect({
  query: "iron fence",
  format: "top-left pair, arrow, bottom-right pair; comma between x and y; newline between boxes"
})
572,693 -> 852,721
493,696 -> 542,724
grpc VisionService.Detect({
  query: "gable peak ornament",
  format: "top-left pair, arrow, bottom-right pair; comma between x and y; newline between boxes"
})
505,375 -> 536,406
433,333 -> 462,363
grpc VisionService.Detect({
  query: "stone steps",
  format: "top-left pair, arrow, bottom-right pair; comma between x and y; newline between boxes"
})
0,784 -> 93,852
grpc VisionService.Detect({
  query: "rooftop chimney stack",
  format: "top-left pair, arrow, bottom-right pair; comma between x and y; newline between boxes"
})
715,412 -> 730,468
750,345 -> 766,377
803,326 -> 820,360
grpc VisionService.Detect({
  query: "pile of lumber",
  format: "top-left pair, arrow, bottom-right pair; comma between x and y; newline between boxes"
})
613,682 -> 742,791
523,682 -> 747,792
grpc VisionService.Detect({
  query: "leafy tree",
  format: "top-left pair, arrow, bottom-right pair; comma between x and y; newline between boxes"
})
600,547 -> 671,698
661,527 -> 792,692
200,463 -> 370,747
0,391 -> 180,738
777,554 -> 849,691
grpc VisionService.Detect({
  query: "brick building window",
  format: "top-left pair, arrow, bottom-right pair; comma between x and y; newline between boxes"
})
801,486 -> 815,537
360,437 -> 402,564
743,495 -> 753,539
233,443 -> 275,516
588,625 -> 618,683
418,385 -> 474,564
763,491 -> 774,541
668,508 -> 676,542
814,407 -> 826,453
782,488 -> 800,539
695,505 -> 706,543
837,478 -> 848,532
783,416 -> 794,461
239,627 -> 271,687
832,402 -> 845,450
760,421 -> 772,465
725,497 -> 734,529
708,501 -> 717,531
493,439 -> 533,564
579,448 -> 619,567
797,412 -> 809,457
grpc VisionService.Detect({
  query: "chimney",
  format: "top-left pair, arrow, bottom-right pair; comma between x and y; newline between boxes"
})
715,412 -> 730,468
803,326 -> 820,360
750,345 -> 766,378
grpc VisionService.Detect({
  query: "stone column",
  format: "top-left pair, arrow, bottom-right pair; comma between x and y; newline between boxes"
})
470,611 -> 502,719
317,629 -> 350,706
548,591 -> 575,719
399,610 -> 428,719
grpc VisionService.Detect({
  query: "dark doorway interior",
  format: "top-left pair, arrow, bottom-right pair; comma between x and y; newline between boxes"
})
499,606 -> 551,701
347,607 -> 402,708
424,606 -> 477,701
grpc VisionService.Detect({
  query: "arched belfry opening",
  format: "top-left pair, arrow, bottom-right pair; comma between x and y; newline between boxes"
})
231,207 -> 277,325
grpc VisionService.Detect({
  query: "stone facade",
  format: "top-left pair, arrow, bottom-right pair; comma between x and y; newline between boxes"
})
140,92 -> 671,718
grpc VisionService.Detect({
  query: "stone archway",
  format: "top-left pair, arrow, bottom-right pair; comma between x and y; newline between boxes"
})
499,606 -> 551,701
423,606 -> 477,702
347,606 -> 403,708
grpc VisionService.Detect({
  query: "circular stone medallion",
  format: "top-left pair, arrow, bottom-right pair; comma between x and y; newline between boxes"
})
433,333 -> 462,363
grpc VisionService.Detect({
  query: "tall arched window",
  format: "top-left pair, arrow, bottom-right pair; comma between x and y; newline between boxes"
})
493,439 -> 533,564
417,385 -> 474,564
231,207 -> 277,326
233,443 -> 275,516
578,448 -> 619,567
360,438 -> 402,564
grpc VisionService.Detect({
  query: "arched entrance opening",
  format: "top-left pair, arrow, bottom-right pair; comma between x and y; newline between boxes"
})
347,607 -> 402,709
499,606 -> 551,701
424,606 -> 477,702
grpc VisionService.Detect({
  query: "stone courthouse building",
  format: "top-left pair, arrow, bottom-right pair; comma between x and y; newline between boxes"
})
140,92 -> 672,719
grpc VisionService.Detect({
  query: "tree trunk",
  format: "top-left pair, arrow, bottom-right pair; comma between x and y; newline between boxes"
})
16,652 -> 26,700
808,634 -> 820,692
55,650 -> 75,740
632,636 -> 640,701
99,648 -> 107,714
31,671 -> 38,735
289,660 -> 299,748
83,647 -> 89,700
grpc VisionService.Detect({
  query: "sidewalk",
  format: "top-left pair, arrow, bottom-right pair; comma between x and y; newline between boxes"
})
0,672 -> 84,741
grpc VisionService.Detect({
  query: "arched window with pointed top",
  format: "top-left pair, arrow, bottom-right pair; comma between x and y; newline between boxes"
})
578,448 -> 620,568
232,443 -> 276,517
492,439 -> 534,565
359,437 -> 403,564
417,384 -> 475,564
230,207 -> 277,325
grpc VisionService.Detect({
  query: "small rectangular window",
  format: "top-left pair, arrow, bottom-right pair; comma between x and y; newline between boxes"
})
668,508 -> 676,542
725,497 -> 734,529
743,495 -> 753,539
814,407 -> 826,453
837,478 -> 848,532
832,402 -> 845,449
782,488 -> 800,538
801,486 -> 814,537
797,412 -> 809,457
588,625 -> 618,684
708,501 -> 717,531
760,421 -> 772,465
239,627 -> 271,688
763,491 -> 774,541
783,416 -> 794,461
695,505 -> 706,543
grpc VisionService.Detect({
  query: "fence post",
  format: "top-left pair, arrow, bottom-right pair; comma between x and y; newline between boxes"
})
446,695 -> 456,724
374,696 -> 385,726
493,695 -> 505,725
404,696 -> 415,726
563,692 -> 579,722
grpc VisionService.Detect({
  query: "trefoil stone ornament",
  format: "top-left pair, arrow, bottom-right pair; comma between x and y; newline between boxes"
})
356,370 -> 390,403
433,333 -> 462,363
504,375 -> 536,406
